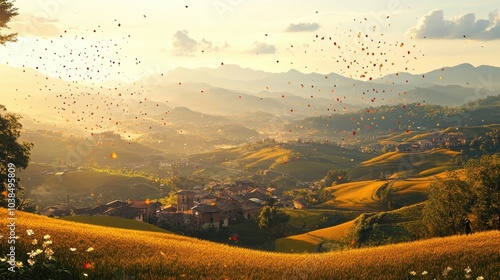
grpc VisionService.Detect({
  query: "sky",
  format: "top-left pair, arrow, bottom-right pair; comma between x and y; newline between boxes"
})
1,0 -> 500,82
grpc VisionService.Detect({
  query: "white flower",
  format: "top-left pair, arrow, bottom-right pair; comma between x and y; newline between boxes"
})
27,259 -> 35,266
465,266 -> 472,274
43,234 -> 51,240
27,250 -> 40,258
410,271 -> 417,276
26,229 -> 34,236
31,239 -> 38,245
86,247 -> 94,252
476,277 -> 484,280
70,248 -> 77,252
422,271 -> 428,275
0,257 -> 6,262
83,273 -> 88,277
15,261 -> 23,268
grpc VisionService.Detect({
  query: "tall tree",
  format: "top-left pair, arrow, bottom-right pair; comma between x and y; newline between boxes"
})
0,0 -> 18,44
0,105 -> 33,208
422,172 -> 473,236
324,169 -> 349,187
465,155 -> 500,231
257,205 -> 290,238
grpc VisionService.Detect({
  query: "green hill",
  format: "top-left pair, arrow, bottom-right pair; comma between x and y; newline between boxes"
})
61,215 -> 171,233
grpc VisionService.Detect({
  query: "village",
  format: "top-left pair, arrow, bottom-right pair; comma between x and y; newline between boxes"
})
39,180 -> 304,232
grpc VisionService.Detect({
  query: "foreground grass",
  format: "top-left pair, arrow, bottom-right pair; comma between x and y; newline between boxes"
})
1,209 -> 499,280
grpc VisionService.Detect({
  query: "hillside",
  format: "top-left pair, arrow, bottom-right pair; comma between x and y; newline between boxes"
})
1,209 -> 498,279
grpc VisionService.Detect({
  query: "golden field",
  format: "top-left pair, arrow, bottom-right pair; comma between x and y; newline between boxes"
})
1,208 -> 499,280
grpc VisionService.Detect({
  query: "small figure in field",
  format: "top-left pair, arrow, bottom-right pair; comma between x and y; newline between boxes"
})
463,216 -> 472,235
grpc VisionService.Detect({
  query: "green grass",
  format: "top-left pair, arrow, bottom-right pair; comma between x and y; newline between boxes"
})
61,215 -> 171,233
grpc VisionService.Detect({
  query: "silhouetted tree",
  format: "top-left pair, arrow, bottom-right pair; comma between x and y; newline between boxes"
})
0,105 -> 33,209
257,205 -> 290,238
0,0 -> 18,44
422,172 -> 473,236
465,155 -> 500,231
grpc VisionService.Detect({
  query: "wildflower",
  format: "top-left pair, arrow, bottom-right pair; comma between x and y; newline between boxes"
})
43,234 -> 51,240
465,266 -> 472,274
83,273 -> 88,277
442,266 -> 453,277
476,277 -> 484,280
27,250 -> 40,258
35,249 -> 43,255
410,271 -> 417,276
422,271 -> 428,275
31,238 -> 38,245
70,248 -> 77,252
27,259 -> 35,266
0,257 -> 6,262
43,240 -> 53,248
26,229 -> 34,236
86,247 -> 94,252
45,248 -> 54,259
15,261 -> 23,268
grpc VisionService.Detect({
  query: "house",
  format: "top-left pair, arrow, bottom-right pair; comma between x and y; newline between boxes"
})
177,190 -> 197,212
191,204 -> 221,229
241,200 -> 262,220
162,204 -> 177,213
157,211 -> 196,228
215,198 -> 242,227
39,205 -> 74,217
125,199 -> 162,223
244,188 -> 270,202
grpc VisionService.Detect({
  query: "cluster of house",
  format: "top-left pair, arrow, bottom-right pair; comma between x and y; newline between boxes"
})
158,181 -> 300,230
395,132 -> 469,153
39,180 -> 304,231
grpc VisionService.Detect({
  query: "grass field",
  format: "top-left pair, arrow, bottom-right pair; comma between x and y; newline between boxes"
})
322,181 -> 387,211
61,215 -> 171,233
1,209 -> 498,280
276,219 -> 356,253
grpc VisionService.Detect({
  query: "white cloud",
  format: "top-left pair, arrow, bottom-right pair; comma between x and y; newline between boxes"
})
285,22 -> 320,32
407,9 -> 500,40
249,42 -> 276,54
172,30 -> 197,56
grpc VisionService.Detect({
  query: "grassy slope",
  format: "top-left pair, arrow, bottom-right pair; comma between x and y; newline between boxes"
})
1,209 -> 498,280
61,215 -> 171,233
276,219 -> 355,253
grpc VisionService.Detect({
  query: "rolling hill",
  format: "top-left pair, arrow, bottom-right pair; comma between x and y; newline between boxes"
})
1,208 -> 498,279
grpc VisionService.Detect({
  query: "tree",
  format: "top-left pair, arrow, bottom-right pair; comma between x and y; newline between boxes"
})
0,0 -> 18,45
422,172 -> 473,236
324,169 -> 349,187
0,105 -> 33,208
257,205 -> 290,238
464,155 -> 500,231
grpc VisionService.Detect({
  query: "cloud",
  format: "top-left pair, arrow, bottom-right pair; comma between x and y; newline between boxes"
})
172,30 -> 197,56
286,22 -> 320,32
407,9 -> 500,40
249,42 -> 276,54
9,14 -> 61,38
171,31 -> 227,56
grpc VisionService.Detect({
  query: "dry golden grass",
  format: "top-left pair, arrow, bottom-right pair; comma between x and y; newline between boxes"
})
1,209 -> 499,280
323,181 -> 386,210
276,219 -> 356,253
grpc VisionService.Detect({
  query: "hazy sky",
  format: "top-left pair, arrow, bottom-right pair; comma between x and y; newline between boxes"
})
1,0 -> 500,82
